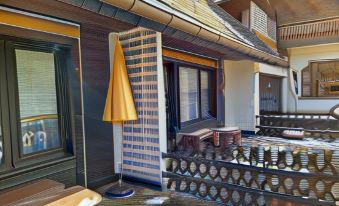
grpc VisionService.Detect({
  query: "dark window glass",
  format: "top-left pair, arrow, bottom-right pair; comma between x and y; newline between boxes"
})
15,49 -> 61,155
201,70 -> 212,119
0,108 -> 3,165
292,70 -> 298,95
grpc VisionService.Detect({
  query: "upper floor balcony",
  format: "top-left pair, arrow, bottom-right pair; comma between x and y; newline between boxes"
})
278,17 -> 339,49
217,0 -> 278,52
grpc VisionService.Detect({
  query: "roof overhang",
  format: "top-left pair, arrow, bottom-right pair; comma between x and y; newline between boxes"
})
101,0 -> 288,67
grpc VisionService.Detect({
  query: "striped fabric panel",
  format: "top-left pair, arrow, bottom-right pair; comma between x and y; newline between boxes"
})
119,28 -> 161,185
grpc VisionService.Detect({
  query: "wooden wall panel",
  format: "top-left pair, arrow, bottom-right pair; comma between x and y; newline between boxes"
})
80,24 -> 115,188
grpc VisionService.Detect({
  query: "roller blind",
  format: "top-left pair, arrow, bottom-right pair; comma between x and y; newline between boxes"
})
16,49 -> 58,118
179,67 -> 199,123
15,49 -> 61,155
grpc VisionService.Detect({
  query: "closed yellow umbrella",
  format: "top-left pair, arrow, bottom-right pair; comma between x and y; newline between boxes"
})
102,38 -> 137,198
103,39 -> 137,123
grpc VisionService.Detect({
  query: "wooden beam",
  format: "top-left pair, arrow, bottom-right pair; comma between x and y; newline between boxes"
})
162,48 -> 218,68
0,8 -> 80,38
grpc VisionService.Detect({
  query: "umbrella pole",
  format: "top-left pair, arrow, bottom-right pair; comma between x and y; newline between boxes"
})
119,123 -> 124,186
105,123 -> 135,199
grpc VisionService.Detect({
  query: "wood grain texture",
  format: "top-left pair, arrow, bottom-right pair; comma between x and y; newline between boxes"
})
80,24 -> 116,189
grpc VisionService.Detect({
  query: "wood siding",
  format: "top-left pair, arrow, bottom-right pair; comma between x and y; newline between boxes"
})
0,0 -> 137,189
80,24 -> 115,188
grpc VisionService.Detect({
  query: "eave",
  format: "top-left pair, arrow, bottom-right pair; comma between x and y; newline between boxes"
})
101,0 -> 288,67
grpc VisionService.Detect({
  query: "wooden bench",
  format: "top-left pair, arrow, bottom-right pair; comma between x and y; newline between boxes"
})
0,179 -> 102,206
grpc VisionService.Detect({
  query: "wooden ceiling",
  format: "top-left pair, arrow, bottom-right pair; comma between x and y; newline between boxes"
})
269,0 -> 339,26
218,0 -> 339,26
218,0 -> 275,21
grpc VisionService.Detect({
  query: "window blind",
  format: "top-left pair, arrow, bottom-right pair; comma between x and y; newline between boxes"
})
179,67 -> 199,123
201,71 -> 211,119
16,49 -> 58,118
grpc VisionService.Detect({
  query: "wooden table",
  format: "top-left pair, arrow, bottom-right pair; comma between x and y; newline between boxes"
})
211,127 -> 241,149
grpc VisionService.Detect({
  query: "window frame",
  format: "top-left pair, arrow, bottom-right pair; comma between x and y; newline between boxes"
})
165,58 -> 216,129
0,40 -> 13,172
1,36 -> 73,169
301,59 -> 339,99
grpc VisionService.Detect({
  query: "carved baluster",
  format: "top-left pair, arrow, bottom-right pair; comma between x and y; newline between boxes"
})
300,149 -> 309,173
209,165 -> 218,180
231,145 -> 239,164
285,147 -> 294,170
189,161 -> 197,177
189,181 -> 197,193
198,182 -> 207,197
179,180 -> 188,192
328,150 -> 339,175
312,149 -> 323,172
257,145 -> 265,168
242,144 -> 251,165
199,163 -> 208,178
270,145 -> 279,169
209,186 -> 218,200
180,159 -> 188,175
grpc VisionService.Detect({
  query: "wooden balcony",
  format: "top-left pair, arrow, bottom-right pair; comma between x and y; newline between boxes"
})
278,18 -> 339,48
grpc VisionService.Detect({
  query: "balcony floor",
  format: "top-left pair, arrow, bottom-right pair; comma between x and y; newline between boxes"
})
96,181 -> 310,206
96,182 -> 221,206
174,135 -> 339,159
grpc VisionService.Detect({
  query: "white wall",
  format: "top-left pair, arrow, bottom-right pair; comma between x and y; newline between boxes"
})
287,43 -> 339,113
224,60 -> 288,132
224,60 -> 257,131
156,32 -> 168,178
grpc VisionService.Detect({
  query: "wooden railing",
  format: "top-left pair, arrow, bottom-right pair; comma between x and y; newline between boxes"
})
278,18 -> 339,41
163,141 -> 339,203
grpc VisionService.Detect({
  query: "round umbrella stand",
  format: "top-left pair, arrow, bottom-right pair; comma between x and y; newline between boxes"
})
104,180 -> 135,199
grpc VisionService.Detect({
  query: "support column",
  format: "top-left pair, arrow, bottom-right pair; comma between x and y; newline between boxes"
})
253,71 -> 260,131
217,59 -> 225,126
281,77 -> 288,113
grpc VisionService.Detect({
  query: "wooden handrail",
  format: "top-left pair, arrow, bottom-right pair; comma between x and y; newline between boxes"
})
278,18 -> 339,41
21,114 -> 58,123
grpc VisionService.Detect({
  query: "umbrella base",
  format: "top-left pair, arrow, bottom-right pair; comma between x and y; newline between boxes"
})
105,181 -> 135,199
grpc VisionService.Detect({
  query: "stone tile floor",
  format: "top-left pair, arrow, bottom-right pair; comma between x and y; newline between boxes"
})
96,181 -> 312,206
175,135 -> 339,159
96,182 -> 221,206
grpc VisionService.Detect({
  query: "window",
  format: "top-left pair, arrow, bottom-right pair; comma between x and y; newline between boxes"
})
0,37 -> 72,170
179,66 -> 214,125
16,50 -> 61,155
292,70 -> 299,95
302,60 -> 339,97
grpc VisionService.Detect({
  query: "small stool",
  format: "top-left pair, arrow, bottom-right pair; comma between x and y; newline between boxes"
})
211,127 -> 241,149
